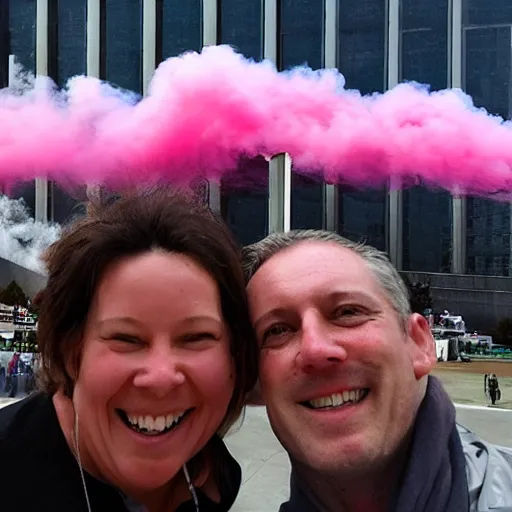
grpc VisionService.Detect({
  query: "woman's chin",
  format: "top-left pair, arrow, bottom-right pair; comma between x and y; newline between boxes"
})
114,459 -> 183,493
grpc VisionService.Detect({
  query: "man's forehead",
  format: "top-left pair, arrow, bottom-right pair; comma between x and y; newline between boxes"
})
255,241 -> 371,279
248,241 -> 380,299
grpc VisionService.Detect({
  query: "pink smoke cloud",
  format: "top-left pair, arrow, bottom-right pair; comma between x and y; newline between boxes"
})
0,45 -> 511,196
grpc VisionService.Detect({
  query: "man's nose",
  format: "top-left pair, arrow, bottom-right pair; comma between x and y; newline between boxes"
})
295,314 -> 347,372
133,345 -> 186,397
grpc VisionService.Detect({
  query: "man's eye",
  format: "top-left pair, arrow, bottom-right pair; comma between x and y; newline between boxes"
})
263,324 -> 290,341
335,306 -> 361,317
333,306 -> 368,323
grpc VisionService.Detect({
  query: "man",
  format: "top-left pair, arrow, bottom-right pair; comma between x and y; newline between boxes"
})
242,230 -> 512,512
485,373 -> 501,405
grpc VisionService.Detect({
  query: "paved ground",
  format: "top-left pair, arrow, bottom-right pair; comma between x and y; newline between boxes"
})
435,360 -> 512,377
433,360 -> 512,409
0,397 -> 16,409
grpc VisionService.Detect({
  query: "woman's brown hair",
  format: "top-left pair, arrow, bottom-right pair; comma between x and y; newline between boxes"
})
36,186 -> 258,436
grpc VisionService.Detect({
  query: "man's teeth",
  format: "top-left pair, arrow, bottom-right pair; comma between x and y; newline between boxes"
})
308,389 -> 366,409
126,412 -> 186,432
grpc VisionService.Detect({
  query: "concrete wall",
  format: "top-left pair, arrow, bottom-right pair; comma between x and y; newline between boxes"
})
0,258 -> 46,298
401,271 -> 512,333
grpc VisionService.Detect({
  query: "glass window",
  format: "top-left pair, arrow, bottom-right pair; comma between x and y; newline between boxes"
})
400,0 -> 448,91
159,0 -> 202,62
46,1 -> 87,223
291,173 -> 324,229
402,187 -> 452,272
49,182 -> 84,225
217,2 -> 265,238
464,26 -> 511,120
463,0 -> 512,26
400,0 -> 452,272
338,0 -> 386,94
5,182 -> 36,218
103,0 -> 142,93
2,2 -> 36,217
466,197 -> 511,276
219,0 -> 263,61
8,0 -> 36,72
53,0 -> 86,87
463,8 -> 512,276
338,187 -> 387,251
280,0 -> 323,70
280,0 -> 324,228
336,1 -> 387,248
48,183 -> 87,225
0,4 -> 8,86
221,157 -> 268,246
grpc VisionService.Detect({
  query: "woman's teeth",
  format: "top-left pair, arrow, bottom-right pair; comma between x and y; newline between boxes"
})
120,410 -> 188,435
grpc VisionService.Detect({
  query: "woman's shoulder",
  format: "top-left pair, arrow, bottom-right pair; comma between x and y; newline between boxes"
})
0,393 -> 127,511
0,392 -> 53,443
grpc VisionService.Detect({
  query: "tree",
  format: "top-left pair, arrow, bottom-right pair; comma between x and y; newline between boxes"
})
402,276 -> 433,314
0,280 -> 29,307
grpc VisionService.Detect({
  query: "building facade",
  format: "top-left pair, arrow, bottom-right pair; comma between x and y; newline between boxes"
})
1,0 -> 512,328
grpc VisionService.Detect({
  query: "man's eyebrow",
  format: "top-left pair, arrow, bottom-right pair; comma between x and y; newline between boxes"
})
327,290 -> 381,305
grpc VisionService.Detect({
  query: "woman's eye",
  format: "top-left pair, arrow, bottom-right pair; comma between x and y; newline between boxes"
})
104,334 -> 141,344
182,332 -> 218,343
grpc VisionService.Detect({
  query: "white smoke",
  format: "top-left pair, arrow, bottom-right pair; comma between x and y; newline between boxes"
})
0,195 -> 60,274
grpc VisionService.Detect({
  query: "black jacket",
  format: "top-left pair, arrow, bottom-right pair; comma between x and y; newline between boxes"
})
0,393 -> 241,511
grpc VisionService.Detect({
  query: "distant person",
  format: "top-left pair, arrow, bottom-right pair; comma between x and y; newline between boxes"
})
485,373 -> 501,405
6,352 -> 19,398
243,230 -> 512,512
0,188 -> 258,511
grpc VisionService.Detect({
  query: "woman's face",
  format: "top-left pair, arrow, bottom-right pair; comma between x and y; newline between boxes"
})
71,251 -> 234,493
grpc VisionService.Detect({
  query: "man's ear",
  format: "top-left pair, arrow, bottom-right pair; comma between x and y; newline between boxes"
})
407,313 -> 437,380
245,380 -> 266,406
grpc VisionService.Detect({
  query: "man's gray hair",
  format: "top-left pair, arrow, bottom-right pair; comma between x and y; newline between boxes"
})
242,230 -> 411,327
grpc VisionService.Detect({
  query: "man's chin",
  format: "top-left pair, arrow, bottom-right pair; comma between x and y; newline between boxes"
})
280,426 -> 373,475
295,448 -> 376,478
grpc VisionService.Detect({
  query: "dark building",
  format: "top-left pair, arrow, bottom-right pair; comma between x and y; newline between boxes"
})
0,0 -> 512,330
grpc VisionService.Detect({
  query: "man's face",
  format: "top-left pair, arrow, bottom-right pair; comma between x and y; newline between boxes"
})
247,241 -> 435,476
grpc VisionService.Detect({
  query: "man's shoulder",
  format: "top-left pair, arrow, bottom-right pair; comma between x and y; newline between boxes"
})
457,423 -> 512,510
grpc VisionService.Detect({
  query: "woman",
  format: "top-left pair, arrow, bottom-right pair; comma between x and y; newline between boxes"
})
0,188 -> 258,511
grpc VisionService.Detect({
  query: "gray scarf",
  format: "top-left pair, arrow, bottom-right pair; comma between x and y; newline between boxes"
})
392,376 -> 469,511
